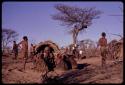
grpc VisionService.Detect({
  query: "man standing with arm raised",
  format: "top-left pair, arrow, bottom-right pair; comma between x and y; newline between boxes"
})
18,36 -> 28,70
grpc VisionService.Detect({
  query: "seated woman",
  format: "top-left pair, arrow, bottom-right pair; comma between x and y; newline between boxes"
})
43,46 -> 56,72
35,51 -> 48,73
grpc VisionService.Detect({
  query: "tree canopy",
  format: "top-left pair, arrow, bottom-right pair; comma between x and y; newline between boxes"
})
52,4 -> 102,45
52,4 -> 102,28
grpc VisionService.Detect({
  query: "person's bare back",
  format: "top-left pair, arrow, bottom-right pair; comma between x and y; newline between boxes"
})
20,40 -> 28,52
98,37 -> 107,47
18,36 -> 28,70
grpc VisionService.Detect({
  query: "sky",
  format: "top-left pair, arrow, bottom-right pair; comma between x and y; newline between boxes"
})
2,1 -> 123,47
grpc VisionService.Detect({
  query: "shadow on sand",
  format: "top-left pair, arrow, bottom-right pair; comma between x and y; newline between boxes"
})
43,63 -> 90,84
77,63 -> 90,69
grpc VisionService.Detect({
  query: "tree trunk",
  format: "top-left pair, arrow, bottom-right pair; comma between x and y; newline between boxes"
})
73,33 -> 78,45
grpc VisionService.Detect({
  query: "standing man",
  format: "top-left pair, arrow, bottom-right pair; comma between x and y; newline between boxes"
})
12,41 -> 18,59
97,32 -> 108,68
18,36 -> 28,70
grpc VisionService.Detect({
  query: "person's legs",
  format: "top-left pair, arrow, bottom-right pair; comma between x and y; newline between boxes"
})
102,54 -> 106,67
23,52 -> 28,70
101,47 -> 107,69
101,47 -> 104,67
15,52 -> 18,59
30,52 -> 34,60
13,52 -> 16,59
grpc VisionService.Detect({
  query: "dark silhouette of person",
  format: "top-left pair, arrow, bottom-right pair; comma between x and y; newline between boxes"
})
12,41 -> 18,59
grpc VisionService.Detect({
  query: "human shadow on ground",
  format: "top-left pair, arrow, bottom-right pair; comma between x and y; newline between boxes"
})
77,63 -> 90,70
44,63 -> 90,84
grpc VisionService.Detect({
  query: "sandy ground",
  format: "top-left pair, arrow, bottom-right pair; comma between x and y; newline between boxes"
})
2,54 -> 123,84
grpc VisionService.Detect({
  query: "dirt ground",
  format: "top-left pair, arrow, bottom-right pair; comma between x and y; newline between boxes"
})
2,54 -> 123,84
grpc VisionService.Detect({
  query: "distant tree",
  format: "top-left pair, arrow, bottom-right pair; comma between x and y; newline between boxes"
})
29,38 -> 37,45
2,28 -> 19,52
78,39 -> 97,57
52,4 -> 102,45
78,39 -> 95,49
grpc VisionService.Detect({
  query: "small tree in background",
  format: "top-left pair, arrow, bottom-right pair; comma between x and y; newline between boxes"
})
2,28 -> 19,53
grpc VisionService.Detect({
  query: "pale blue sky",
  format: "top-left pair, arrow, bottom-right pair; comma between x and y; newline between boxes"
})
2,1 -> 123,47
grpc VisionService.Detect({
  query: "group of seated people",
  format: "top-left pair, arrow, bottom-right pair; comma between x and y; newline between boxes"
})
33,46 -> 74,72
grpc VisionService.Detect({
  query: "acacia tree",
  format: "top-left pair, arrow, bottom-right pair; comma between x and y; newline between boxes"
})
2,28 -> 19,52
52,4 -> 102,45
